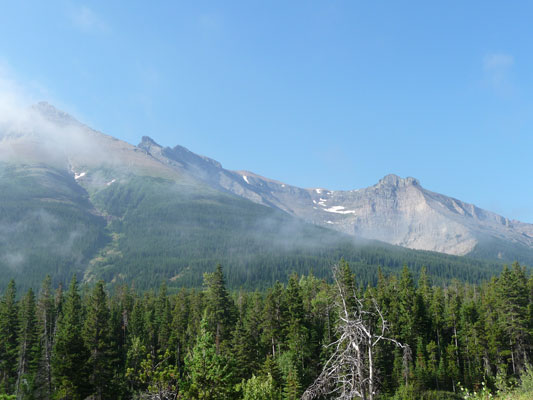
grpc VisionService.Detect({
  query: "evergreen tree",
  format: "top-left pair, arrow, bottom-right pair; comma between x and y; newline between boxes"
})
155,282 -> 172,353
169,288 -> 190,376
36,276 -> 56,399
52,276 -> 90,399
261,282 -> 285,358
83,281 -> 118,399
497,262 -> 530,375
283,367 -> 301,400
240,373 -> 281,400
0,280 -> 19,393
203,264 -> 235,354
284,274 -> 309,382
232,313 -> 257,381
16,288 -> 40,398
184,315 -> 235,399
398,266 -> 417,347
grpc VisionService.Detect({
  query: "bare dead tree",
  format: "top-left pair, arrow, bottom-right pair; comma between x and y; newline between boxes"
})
302,264 -> 408,400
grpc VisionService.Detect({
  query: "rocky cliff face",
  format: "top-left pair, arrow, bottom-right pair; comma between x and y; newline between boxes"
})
139,137 -> 533,257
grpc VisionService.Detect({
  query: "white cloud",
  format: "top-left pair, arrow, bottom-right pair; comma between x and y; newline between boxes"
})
483,53 -> 515,94
70,5 -> 108,34
0,69 -> 110,167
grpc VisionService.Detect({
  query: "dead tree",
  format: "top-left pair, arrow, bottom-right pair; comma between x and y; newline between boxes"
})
302,265 -> 408,400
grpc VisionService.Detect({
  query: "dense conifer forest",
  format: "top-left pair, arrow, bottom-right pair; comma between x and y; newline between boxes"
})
1,261 -> 533,399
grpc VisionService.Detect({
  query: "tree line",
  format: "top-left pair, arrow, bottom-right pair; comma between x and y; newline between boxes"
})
0,261 -> 532,399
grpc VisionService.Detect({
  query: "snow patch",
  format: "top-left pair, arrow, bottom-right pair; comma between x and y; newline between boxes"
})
313,200 -> 317,204
326,220 -> 334,224
74,172 -> 86,180
106,179 -> 116,186
242,175 -> 250,184
281,184 -> 286,188
324,206 -> 356,214
315,188 -> 323,194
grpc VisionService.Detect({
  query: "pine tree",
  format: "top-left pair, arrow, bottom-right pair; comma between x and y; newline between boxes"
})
184,315 -> 235,399
16,288 -> 40,398
283,366 -> 301,400
231,309 -> 259,382
0,280 -> 19,393
36,276 -> 56,399
398,266 -> 416,347
497,262 -> 530,375
240,373 -> 281,400
169,288 -> 190,376
83,280 -> 118,399
284,274 -> 309,382
52,276 -> 90,399
155,282 -> 172,353
261,282 -> 285,358
203,264 -> 235,354
338,259 -> 357,313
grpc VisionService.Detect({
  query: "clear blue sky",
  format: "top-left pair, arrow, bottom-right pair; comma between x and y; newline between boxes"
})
1,1 -> 532,222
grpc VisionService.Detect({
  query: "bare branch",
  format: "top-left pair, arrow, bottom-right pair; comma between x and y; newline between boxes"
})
302,264 -> 405,400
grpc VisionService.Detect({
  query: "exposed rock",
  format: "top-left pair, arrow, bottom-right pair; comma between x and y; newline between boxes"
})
141,139 -> 533,257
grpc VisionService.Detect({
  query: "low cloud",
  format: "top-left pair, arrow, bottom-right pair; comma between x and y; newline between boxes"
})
0,69 -> 128,170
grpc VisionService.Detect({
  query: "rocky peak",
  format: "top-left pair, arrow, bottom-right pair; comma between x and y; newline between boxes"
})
378,174 -> 420,188
139,136 -> 162,150
32,101 -> 80,126
166,144 -> 223,169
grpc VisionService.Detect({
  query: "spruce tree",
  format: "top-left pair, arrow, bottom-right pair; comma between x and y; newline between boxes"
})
52,276 -> 90,399
184,315 -> 235,399
0,279 -> 19,393
261,282 -> 285,358
16,288 -> 40,398
497,262 -> 530,375
203,264 -> 235,354
36,275 -> 56,399
169,288 -> 190,376
83,280 -> 118,399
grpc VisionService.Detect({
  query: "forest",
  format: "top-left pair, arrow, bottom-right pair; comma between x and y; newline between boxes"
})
0,261 -> 532,399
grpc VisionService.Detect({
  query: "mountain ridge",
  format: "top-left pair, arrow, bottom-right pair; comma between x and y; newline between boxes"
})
0,102 -> 530,291
137,135 -> 533,260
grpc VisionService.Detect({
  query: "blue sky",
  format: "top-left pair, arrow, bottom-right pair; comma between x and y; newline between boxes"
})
1,1 -> 532,222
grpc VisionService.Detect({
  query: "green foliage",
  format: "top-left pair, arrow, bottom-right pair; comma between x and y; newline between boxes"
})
0,280 -> 18,393
238,374 -> 281,400
83,281 -> 118,398
0,165 -> 109,292
0,167 -> 515,295
127,348 -> 180,400
51,276 -> 90,399
2,263 -> 533,399
15,288 -> 40,398
183,316 -> 236,399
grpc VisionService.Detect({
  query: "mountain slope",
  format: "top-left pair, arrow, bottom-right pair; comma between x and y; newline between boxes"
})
139,137 -> 533,264
0,103 -> 522,291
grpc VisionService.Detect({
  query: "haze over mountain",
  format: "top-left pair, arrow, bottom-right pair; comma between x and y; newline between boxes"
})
139,135 -> 533,261
0,102 -> 529,291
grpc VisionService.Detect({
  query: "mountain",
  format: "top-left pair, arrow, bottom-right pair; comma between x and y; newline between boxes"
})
0,102 -> 523,291
138,136 -> 533,263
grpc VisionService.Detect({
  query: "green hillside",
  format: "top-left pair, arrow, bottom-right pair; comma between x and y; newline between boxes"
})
0,163 -> 109,290
0,163 -> 506,292
86,175 -> 503,290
